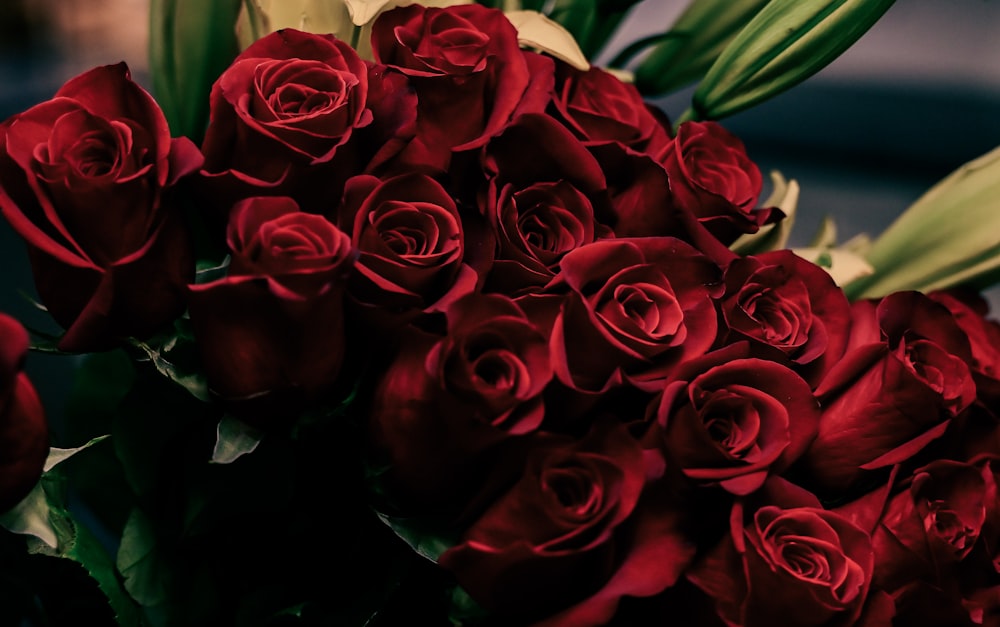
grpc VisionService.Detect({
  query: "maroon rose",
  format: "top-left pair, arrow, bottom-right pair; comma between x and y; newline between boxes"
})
860,460 -> 991,593
550,63 -> 671,155
200,29 -> 373,212
368,293 -> 553,513
337,173 -> 475,328
0,63 -> 202,351
546,238 -> 722,395
650,345 -> 820,495
801,291 -> 977,494
0,314 -> 47,512
929,289 -> 1000,405
371,4 -> 554,171
719,250 -> 852,386
439,422 -> 694,626
480,114 -> 612,294
688,479 -> 876,627
188,196 -> 354,428
657,120 -> 770,245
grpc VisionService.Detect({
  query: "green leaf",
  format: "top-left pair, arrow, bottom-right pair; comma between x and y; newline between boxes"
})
129,334 -> 211,403
210,415 -> 263,464
118,508 -> 170,609
374,511 -> 459,563
44,435 -> 111,472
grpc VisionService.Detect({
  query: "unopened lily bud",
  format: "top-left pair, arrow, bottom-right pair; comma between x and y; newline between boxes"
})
633,0 -> 770,96
682,0 -> 895,122
845,144 -> 1000,299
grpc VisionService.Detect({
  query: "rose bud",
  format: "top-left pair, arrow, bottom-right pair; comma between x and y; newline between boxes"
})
800,291 -> 977,494
650,344 -> 820,495
0,314 -> 47,512
188,196 -> 354,429
439,422 -> 695,626
200,29 -> 373,213
657,120 -> 774,245
719,250 -> 852,386
337,173 -> 476,332
371,4 -> 555,171
0,63 -> 202,351
688,478 -> 876,627
546,237 -> 722,396
368,293 -> 553,514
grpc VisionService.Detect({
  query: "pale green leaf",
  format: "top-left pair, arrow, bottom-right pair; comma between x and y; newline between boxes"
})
0,481 -> 57,548
731,170 -> 799,255
44,435 -> 110,473
793,247 -> 874,287
210,415 -> 263,464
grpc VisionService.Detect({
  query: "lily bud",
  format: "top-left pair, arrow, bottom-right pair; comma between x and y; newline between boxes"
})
844,145 -> 1000,300
681,0 -> 895,122
633,0 -> 770,97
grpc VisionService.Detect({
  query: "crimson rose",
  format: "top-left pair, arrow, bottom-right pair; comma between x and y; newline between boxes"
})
188,196 -> 354,428
650,345 -> 819,495
0,314 -> 47,512
658,120 -> 769,244
439,422 -> 694,626
546,238 -> 721,395
801,291 -> 977,493
719,250 -> 852,386
200,29 -> 372,211
372,4 -> 554,170
688,479 -> 876,627
0,63 -> 201,351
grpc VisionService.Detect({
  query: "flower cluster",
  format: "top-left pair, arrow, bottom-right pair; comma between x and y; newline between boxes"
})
3,4 -> 1000,626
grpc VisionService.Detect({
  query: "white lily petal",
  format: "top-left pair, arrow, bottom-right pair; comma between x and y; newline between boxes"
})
344,0 -> 395,26
602,67 -> 635,83
731,170 -> 799,255
505,10 -> 590,70
793,247 -> 874,287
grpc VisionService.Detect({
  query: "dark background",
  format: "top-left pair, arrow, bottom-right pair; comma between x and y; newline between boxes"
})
2,0 -> 1000,442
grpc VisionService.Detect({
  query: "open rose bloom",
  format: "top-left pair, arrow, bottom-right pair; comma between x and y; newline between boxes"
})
2,2 -> 1000,626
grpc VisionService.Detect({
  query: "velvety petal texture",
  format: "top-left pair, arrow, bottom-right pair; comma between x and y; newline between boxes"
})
0,63 -> 200,351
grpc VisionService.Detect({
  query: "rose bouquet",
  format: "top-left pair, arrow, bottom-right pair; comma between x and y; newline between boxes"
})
2,0 -> 1000,625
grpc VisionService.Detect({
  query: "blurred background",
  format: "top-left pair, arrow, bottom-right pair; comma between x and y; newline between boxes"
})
1,0 -> 1000,434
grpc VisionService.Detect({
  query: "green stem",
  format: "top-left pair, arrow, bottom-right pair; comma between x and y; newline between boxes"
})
350,24 -> 362,50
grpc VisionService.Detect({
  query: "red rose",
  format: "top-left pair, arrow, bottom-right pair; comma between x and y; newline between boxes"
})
188,196 -> 354,428
371,4 -> 554,170
651,345 -> 820,495
863,460 -> 991,593
480,114 -> 612,294
720,250 -> 852,386
200,29 -> 373,212
929,289 -> 1000,405
657,120 -> 769,245
0,314 -> 47,512
368,293 -> 553,513
0,63 -> 202,351
547,238 -> 722,395
439,422 -> 694,626
689,479 -> 875,627
550,63 -> 670,155
337,173 -> 475,328
801,292 -> 977,494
